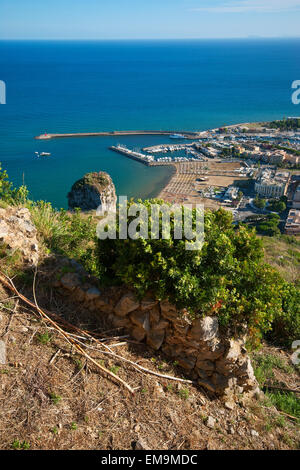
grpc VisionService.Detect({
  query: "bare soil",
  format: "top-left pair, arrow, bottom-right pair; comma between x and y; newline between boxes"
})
0,263 -> 299,451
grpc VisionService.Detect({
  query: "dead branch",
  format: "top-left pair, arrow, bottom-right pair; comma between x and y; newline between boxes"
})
0,270 -> 135,395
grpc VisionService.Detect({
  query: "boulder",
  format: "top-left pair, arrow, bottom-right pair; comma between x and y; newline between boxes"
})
146,329 -> 165,350
130,310 -> 150,333
0,207 -> 39,266
189,316 -> 219,342
85,287 -> 101,301
60,273 -> 81,291
114,293 -> 140,317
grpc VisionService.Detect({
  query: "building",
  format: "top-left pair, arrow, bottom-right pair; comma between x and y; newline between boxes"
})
292,184 -> 300,209
285,209 -> 300,235
223,186 -> 239,205
255,168 -> 290,198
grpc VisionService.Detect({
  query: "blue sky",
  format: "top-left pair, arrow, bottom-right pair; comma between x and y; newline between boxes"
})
0,0 -> 300,39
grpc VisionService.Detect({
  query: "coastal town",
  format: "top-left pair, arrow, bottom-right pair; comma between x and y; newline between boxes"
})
108,118 -> 300,237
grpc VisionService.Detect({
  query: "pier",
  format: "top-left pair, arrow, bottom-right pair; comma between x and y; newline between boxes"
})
35,130 -> 200,140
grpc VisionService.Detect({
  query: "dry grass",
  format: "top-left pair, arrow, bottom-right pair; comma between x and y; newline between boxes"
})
262,236 -> 300,284
0,264 -> 299,450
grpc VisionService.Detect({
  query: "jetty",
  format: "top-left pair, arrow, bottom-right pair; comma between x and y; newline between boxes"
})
35,130 -> 200,140
109,145 -> 155,166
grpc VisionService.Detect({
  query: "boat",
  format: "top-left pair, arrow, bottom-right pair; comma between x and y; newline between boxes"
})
40,152 -> 51,156
169,134 -> 186,139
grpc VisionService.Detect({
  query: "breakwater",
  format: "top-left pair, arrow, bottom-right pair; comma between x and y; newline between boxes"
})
35,130 -> 200,140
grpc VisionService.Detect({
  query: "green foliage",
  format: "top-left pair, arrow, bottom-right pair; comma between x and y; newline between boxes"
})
36,331 -> 52,345
268,200 -> 286,213
28,201 -> 99,275
254,197 -> 266,209
269,118 -> 300,131
0,163 -> 29,205
252,353 -> 294,386
11,440 -> 30,450
97,199 -> 298,342
268,282 -> 300,345
264,392 -> 300,422
257,214 -> 280,237
178,388 -> 189,400
49,392 -> 62,405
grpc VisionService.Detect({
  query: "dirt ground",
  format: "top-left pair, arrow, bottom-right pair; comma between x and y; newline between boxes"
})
0,263 -> 299,451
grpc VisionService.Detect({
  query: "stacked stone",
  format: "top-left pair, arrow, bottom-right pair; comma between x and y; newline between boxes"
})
57,268 -> 258,400
0,207 -> 39,266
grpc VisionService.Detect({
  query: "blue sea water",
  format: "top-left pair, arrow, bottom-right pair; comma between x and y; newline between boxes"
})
0,39 -> 300,208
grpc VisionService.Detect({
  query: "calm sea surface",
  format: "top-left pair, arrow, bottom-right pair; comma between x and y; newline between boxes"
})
0,39 -> 299,208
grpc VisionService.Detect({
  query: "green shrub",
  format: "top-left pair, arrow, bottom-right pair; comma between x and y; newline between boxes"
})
97,199 -> 298,342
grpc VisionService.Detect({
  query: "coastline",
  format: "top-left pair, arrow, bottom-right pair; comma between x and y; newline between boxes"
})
149,164 -> 177,199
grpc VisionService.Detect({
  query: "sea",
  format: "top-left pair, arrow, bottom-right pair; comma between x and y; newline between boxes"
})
0,39 -> 300,209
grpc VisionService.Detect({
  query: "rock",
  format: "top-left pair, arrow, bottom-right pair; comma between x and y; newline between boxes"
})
189,316 -> 219,342
111,316 -> 132,329
114,293 -> 140,317
135,438 -> 150,450
146,329 -> 165,350
224,401 -> 235,410
131,327 -> 146,342
149,307 -> 161,325
130,310 -> 150,332
0,340 -> 6,365
177,355 -> 197,371
140,299 -> 158,311
250,430 -> 259,437
197,378 -> 216,393
60,273 -> 81,291
212,373 -> 237,394
160,300 -> 179,321
85,287 -> 101,301
225,339 -> 243,362
196,359 -> 215,371
72,287 -> 86,303
0,221 -> 9,239
68,171 -> 117,212
206,416 -> 216,429
198,338 -> 225,361
153,381 -> 165,396
0,207 -> 39,266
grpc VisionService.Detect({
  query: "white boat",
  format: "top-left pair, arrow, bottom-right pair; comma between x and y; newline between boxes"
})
169,134 -> 186,139
40,152 -> 51,156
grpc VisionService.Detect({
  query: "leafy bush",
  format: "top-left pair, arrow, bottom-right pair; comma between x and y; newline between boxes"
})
268,200 -> 286,213
257,214 -> 280,236
97,199 -> 299,342
254,197 -> 266,209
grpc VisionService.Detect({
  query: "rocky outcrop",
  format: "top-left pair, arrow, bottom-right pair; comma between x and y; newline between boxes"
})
0,207 -> 39,266
55,260 -> 259,401
68,171 -> 117,212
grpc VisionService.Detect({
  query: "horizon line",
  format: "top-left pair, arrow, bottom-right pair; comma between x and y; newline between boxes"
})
1,36 -> 300,41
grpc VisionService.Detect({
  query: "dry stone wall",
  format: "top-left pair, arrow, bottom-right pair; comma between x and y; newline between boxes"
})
56,263 -> 259,401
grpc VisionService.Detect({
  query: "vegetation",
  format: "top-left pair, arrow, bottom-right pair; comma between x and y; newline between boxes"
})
1,165 -> 299,346
252,351 -> 300,422
257,214 -> 281,237
253,196 -> 266,209
268,118 -> 300,131
97,198 -> 299,345
267,199 -> 286,213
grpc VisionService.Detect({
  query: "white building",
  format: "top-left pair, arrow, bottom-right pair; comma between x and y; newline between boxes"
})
255,169 -> 290,198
